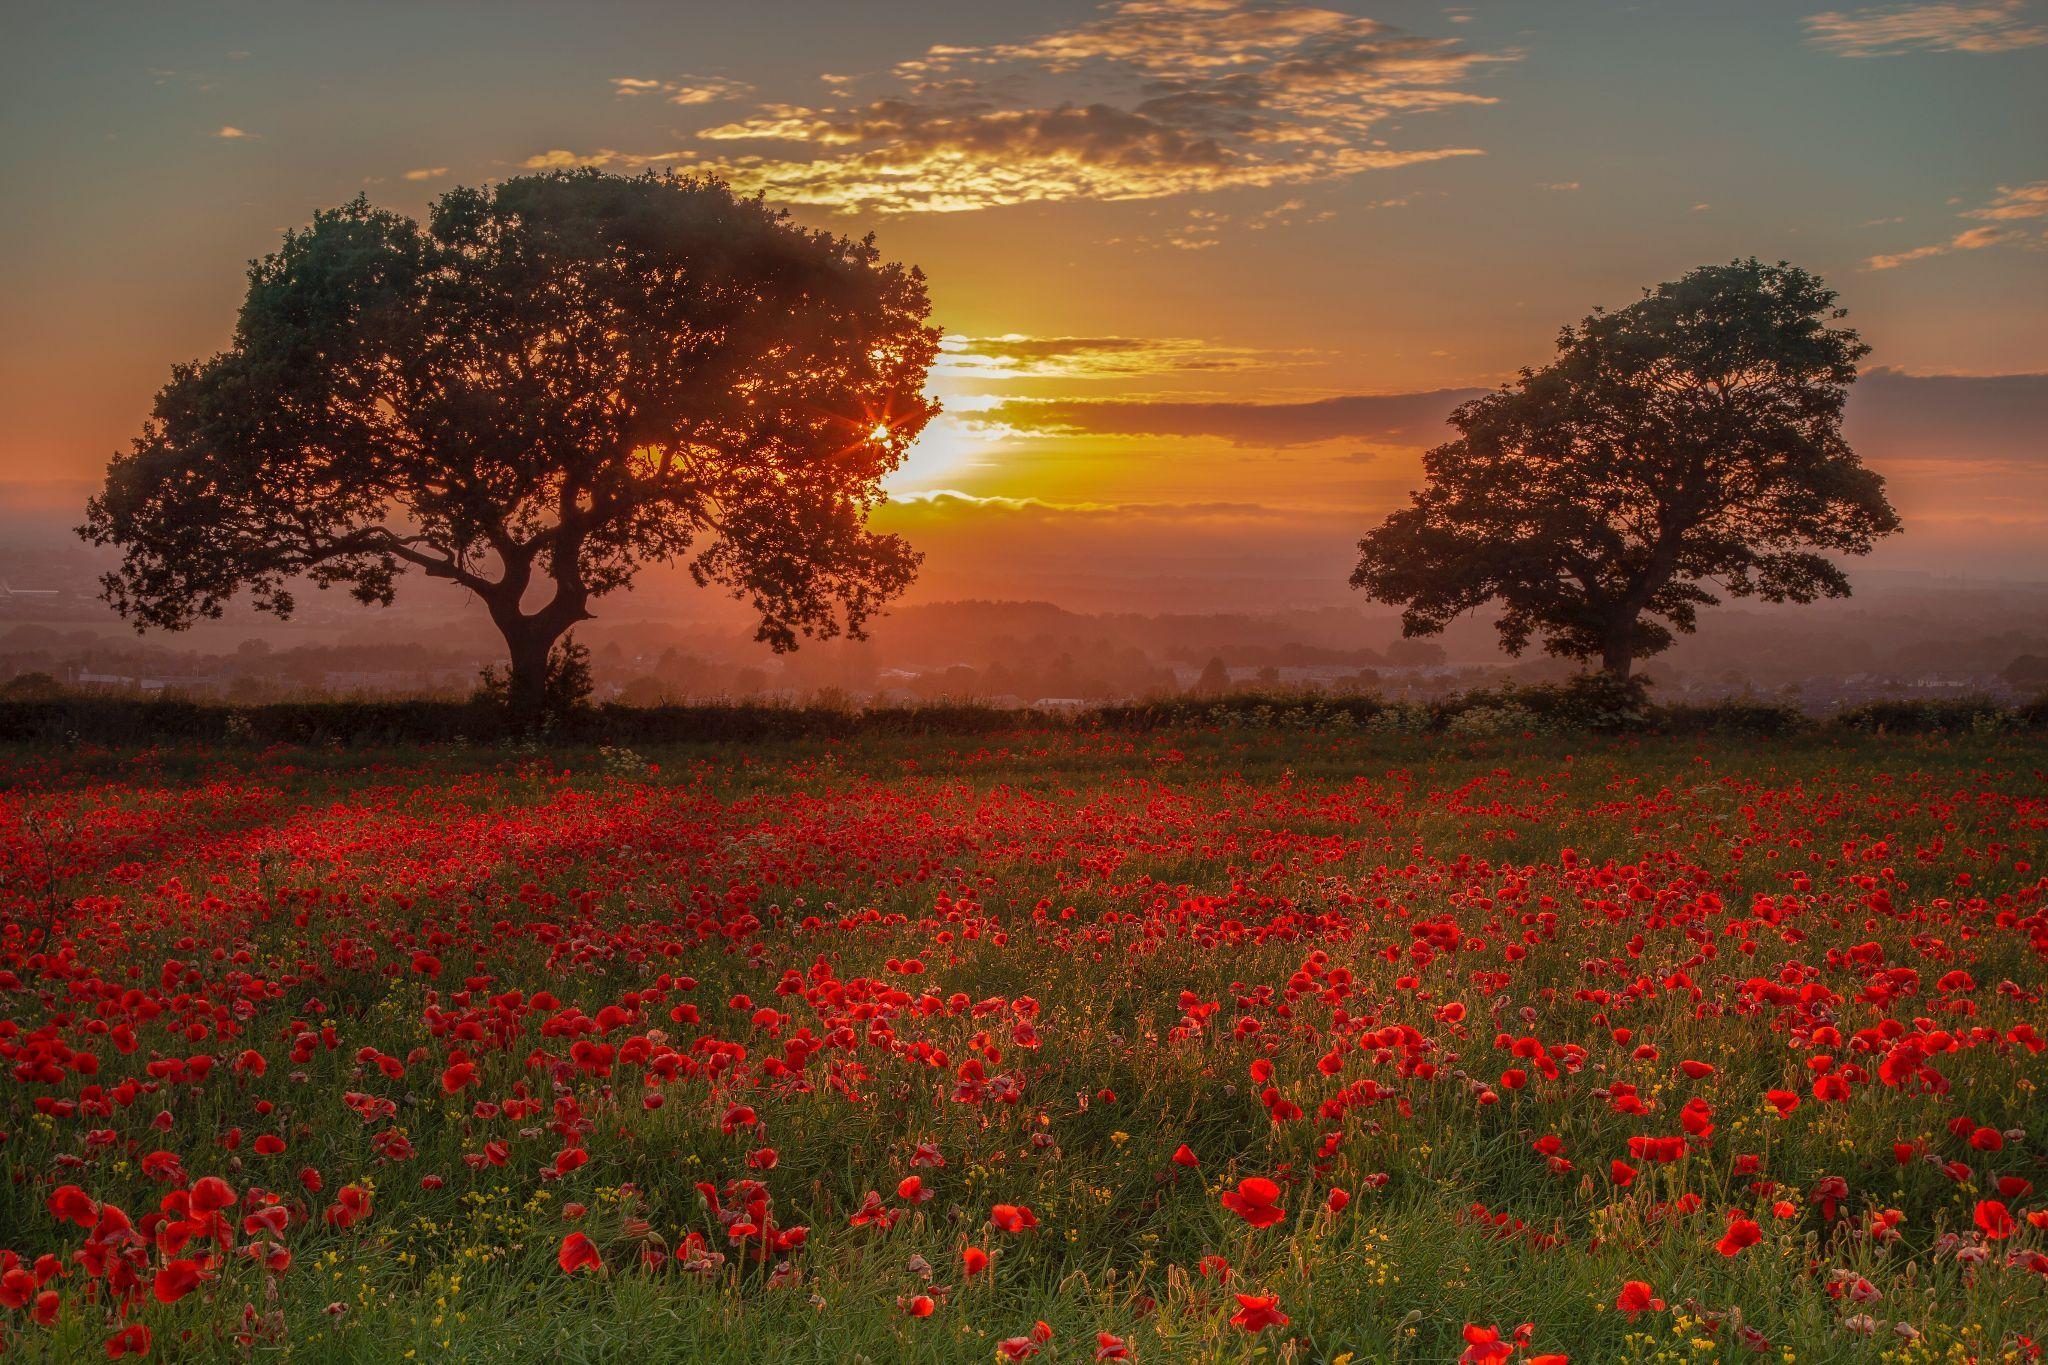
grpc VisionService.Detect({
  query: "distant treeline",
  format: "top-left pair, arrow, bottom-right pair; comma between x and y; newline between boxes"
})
1,678 -> 2044,747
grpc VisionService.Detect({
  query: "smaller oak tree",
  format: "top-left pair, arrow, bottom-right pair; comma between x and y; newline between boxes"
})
1352,260 -> 1899,678
82,170 -> 939,717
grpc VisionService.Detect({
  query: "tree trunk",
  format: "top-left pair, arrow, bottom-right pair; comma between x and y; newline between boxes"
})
1600,635 -> 1635,680
499,619 -> 564,727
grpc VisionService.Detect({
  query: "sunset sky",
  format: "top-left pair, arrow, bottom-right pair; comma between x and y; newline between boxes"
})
4,0 -> 2045,613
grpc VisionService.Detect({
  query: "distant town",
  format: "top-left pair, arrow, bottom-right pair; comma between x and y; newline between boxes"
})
4,534 -> 2041,714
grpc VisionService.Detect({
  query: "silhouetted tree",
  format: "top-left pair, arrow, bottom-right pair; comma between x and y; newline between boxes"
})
1352,261 -> 1899,678
1190,656 -> 1231,696
82,170 -> 939,718
1384,639 -> 1446,668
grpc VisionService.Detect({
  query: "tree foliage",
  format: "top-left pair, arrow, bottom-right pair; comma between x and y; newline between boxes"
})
82,170 -> 940,713
1351,261 -> 1900,676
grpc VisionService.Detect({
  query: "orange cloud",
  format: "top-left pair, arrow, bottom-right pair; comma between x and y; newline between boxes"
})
1963,179 -> 2048,221
612,74 -> 752,105
591,0 -> 1509,213
1866,180 -> 2048,269
519,148 -> 688,170
1805,0 -> 2048,56
934,334 -> 1314,379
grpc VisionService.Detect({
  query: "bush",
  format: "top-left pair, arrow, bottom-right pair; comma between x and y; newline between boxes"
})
1831,696 -> 2010,735
1091,692 -> 1393,731
1657,700 -> 1811,738
1432,674 -> 1651,735
1364,701 -> 1433,736
1444,701 -> 1548,739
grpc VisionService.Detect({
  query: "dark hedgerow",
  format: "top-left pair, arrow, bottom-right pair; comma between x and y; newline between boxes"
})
0,683 -> 2039,747
0,696 -> 1054,747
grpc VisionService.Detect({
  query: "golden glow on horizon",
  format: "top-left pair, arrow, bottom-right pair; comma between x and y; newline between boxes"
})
887,411 -> 1005,493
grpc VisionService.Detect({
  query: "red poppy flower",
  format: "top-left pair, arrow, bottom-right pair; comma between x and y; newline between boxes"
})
104,1324 -> 152,1359
558,1231 -> 602,1274
1229,1293 -> 1289,1332
323,1184 -> 372,1230
1615,1280 -> 1665,1317
189,1176 -> 237,1213
48,1184 -> 98,1226
1716,1214 -> 1762,1256
0,1270 -> 36,1310
1975,1200 -> 2015,1240
991,1203 -> 1038,1233
153,1258 -> 207,1304
1459,1324 -> 1514,1365
1220,1177 -> 1286,1229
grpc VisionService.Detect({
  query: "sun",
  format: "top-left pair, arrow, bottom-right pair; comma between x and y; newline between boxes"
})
885,412 -> 999,494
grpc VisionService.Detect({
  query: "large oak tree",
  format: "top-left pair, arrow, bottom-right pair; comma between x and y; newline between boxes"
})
82,170 -> 940,715
1351,261 -> 1900,678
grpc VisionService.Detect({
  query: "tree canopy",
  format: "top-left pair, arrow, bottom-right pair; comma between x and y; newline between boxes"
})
82,170 -> 940,713
1351,260 -> 1900,677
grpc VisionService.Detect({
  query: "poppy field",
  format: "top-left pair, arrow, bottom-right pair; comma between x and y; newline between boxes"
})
2,729 -> 2045,1363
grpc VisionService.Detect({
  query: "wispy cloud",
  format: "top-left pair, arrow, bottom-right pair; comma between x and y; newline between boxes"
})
967,370 -> 2048,463
1865,180 -> 2048,269
1805,0 -> 2048,56
612,74 -> 753,105
935,334 -> 1315,379
213,125 -> 258,139
1867,223 -> 2026,269
1963,179 -> 2048,220
402,166 -> 449,181
520,148 -> 687,170
560,0 -> 1508,214
978,388 -> 1484,446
